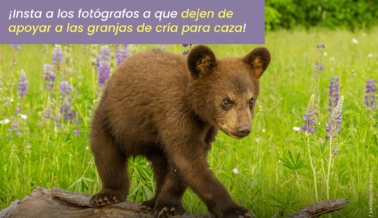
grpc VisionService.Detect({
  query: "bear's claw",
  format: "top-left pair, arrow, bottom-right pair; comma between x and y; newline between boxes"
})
154,205 -> 184,218
141,205 -> 154,214
90,189 -> 127,207
156,207 -> 168,218
243,211 -> 256,218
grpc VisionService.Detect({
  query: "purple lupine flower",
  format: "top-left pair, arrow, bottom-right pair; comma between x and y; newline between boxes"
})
182,44 -> 192,55
9,111 -> 27,140
57,82 -> 73,126
43,64 -> 56,93
95,55 -> 101,71
313,45 -> 325,79
74,128 -> 81,136
365,80 -> 377,110
17,69 -> 29,96
61,98 -> 73,120
115,44 -> 129,67
333,148 -> 340,155
315,62 -> 324,71
44,105 -> 53,119
99,45 -> 111,61
53,114 -> 62,127
98,60 -> 111,85
10,44 -> 22,50
59,81 -> 72,95
9,119 -> 21,140
55,83 -> 80,135
11,70 -> 28,140
325,95 -> 344,140
97,46 -> 112,92
301,94 -> 317,134
328,76 -> 340,113
52,46 -> 64,72
10,44 -> 22,69
60,98 -> 80,135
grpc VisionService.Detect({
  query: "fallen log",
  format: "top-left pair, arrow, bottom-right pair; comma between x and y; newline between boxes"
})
285,198 -> 349,217
0,187 -> 349,218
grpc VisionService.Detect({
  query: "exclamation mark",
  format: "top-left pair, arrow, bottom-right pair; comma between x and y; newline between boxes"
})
243,23 -> 246,32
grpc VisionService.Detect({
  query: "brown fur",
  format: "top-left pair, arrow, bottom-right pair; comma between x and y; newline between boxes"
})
90,45 -> 271,218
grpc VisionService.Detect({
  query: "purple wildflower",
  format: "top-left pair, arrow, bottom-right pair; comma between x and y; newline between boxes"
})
182,44 -> 192,55
333,148 -> 340,155
44,103 -> 53,119
325,94 -> 344,140
56,82 -> 80,135
53,115 -> 62,127
52,46 -> 63,72
314,62 -> 324,74
10,44 -> 22,50
43,64 -> 55,93
74,128 -> 81,136
98,60 -> 111,85
301,95 -> 317,134
99,46 -> 111,60
115,44 -> 129,67
365,80 -> 376,110
17,69 -> 29,96
328,76 -> 340,113
97,46 -> 112,92
60,99 -> 80,135
10,45 -> 22,69
313,45 -> 325,79
57,82 -> 73,125
61,98 -> 74,121
10,70 -> 28,140
59,81 -> 72,95
9,118 -> 21,140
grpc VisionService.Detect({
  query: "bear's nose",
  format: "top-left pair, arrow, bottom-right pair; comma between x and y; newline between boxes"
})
237,125 -> 251,136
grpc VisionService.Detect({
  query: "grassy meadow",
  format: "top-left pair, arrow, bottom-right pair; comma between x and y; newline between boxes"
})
0,29 -> 377,217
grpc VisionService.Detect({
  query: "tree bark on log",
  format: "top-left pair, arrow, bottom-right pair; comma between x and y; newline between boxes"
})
0,187 -> 349,218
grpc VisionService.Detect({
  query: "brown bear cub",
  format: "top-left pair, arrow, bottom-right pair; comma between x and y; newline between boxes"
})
90,45 -> 271,218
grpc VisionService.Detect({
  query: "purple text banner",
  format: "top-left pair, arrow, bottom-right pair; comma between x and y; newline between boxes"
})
0,0 -> 265,44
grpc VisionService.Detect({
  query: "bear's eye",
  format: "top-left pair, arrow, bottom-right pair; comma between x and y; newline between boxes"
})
222,99 -> 231,107
249,98 -> 254,109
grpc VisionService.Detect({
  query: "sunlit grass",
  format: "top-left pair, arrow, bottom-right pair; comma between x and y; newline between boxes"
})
0,29 -> 377,217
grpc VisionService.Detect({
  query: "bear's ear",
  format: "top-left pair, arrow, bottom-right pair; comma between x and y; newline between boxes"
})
187,45 -> 217,79
243,47 -> 271,78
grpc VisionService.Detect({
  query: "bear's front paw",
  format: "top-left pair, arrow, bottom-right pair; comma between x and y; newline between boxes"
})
141,199 -> 156,214
154,204 -> 186,218
215,204 -> 255,218
90,188 -> 127,207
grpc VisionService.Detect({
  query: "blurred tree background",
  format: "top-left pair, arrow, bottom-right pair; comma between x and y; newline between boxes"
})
265,0 -> 378,30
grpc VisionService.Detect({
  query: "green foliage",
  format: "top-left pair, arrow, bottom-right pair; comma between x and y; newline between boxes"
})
267,189 -> 301,215
278,150 -> 308,172
265,0 -> 378,30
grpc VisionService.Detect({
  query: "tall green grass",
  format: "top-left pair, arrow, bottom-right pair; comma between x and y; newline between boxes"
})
0,29 -> 377,217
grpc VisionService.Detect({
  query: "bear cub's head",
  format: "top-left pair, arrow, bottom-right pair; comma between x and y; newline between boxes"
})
187,45 -> 271,139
